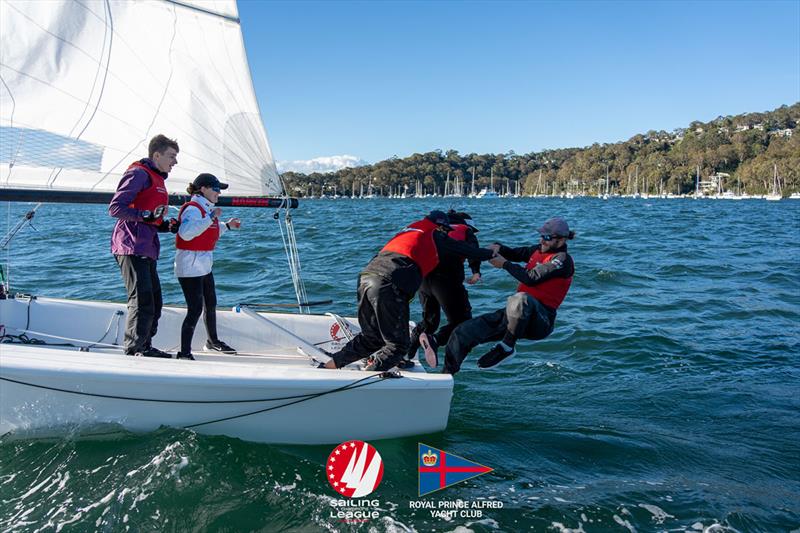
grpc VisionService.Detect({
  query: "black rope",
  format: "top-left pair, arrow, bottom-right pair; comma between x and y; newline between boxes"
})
0,333 -> 76,347
184,373 -> 400,428
0,371 -> 401,433
0,372 -> 389,404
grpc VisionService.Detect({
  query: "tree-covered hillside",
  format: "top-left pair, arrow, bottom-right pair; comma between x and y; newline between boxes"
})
281,103 -> 799,197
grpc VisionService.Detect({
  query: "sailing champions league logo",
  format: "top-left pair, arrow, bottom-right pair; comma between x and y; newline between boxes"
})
326,441 -> 384,497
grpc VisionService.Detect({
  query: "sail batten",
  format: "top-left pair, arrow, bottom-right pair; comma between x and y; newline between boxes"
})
0,0 -> 282,197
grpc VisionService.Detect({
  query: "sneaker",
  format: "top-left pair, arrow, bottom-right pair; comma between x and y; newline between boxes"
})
477,344 -> 516,369
177,352 -> 195,360
204,339 -> 236,354
141,346 -> 172,358
418,333 -> 439,368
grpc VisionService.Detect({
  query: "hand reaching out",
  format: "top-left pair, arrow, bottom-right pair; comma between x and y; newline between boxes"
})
467,272 -> 481,285
489,255 -> 507,268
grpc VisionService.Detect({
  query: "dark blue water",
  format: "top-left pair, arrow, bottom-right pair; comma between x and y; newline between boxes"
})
1,198 -> 799,532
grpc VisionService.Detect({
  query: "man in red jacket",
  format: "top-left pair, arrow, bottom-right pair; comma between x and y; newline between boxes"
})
108,134 -> 179,358
441,217 -> 576,374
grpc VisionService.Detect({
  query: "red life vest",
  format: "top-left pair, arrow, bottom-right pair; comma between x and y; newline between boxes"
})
448,223 -> 469,263
127,162 -> 168,225
516,249 -> 573,309
175,201 -> 220,251
448,224 -> 468,241
381,218 -> 440,277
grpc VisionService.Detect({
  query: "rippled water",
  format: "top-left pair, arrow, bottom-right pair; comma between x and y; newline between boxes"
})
1,197 -> 799,532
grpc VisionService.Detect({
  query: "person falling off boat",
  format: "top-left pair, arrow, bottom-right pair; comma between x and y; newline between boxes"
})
435,216 -> 576,374
410,210 -> 483,368
321,210 -> 495,371
108,134 -> 180,358
174,173 -> 242,360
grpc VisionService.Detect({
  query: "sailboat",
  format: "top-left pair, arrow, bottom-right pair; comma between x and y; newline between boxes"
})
476,168 -> 498,198
765,164 -> 782,201
0,0 -> 452,445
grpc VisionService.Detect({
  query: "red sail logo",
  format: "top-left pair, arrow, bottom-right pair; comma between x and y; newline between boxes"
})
326,441 -> 384,497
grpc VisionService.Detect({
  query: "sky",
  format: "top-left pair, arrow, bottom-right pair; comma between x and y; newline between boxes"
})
238,0 -> 800,171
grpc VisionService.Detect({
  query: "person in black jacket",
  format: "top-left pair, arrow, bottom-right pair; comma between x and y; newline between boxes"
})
409,210 -> 483,368
321,210 -> 495,372
440,217 -> 576,374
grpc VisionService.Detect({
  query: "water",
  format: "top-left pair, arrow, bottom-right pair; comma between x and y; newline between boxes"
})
1,198 -> 799,532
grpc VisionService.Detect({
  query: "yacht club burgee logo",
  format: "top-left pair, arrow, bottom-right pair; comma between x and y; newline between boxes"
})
418,443 -> 493,496
326,440 -> 384,497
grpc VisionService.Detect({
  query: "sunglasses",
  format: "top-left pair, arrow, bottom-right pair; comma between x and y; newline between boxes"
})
540,234 -> 562,241
210,186 -> 221,193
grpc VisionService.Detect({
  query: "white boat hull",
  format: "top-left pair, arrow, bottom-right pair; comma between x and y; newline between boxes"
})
0,297 -> 453,444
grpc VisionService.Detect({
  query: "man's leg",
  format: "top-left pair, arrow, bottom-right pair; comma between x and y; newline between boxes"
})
433,280 -> 472,346
501,292 -> 539,349
329,275 -> 385,368
147,259 -> 163,347
521,295 -> 555,341
407,280 -> 439,359
443,309 -> 506,374
367,281 -> 411,370
116,255 -> 156,355
477,293 -> 544,368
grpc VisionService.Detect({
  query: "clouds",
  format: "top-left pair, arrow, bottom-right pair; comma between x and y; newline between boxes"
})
276,154 -> 367,174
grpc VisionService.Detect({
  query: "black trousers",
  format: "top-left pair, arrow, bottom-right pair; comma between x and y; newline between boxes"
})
115,254 -> 162,355
410,275 -> 472,351
443,292 -> 555,374
330,274 -> 410,370
178,272 -> 218,354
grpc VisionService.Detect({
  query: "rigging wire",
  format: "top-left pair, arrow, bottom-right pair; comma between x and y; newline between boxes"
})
275,174 -> 309,313
1,204 -> 41,295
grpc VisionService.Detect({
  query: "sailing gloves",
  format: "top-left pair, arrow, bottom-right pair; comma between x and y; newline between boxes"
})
152,217 -> 180,233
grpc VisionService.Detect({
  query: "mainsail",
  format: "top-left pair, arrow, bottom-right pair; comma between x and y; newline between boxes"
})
0,0 -> 282,198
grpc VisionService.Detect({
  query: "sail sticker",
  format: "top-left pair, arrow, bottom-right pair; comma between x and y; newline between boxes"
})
326,441 -> 384,497
330,322 -> 344,341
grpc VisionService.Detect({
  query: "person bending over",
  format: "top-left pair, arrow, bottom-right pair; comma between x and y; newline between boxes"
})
322,210 -> 494,372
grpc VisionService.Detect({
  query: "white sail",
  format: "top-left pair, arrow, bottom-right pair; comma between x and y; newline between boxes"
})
0,0 -> 281,196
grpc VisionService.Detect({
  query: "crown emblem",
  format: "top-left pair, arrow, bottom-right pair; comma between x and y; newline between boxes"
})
422,449 -> 438,466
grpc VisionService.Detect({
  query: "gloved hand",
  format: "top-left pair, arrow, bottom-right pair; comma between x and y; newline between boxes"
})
156,217 -> 180,233
141,205 -> 166,223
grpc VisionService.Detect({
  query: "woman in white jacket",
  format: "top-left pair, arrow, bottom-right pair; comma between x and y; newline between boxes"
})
174,173 -> 241,359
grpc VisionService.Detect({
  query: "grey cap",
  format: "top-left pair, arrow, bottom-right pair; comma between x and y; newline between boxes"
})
537,216 -> 571,237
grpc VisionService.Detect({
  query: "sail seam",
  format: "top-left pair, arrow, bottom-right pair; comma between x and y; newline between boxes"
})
163,0 -> 240,24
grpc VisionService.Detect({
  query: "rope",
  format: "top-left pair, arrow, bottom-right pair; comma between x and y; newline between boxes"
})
0,372 -> 394,405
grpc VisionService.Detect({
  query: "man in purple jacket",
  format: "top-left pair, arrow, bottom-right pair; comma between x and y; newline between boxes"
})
109,134 -> 180,357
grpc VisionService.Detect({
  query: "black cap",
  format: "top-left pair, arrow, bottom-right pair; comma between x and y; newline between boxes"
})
426,210 -> 452,229
447,210 -> 478,232
192,173 -> 228,190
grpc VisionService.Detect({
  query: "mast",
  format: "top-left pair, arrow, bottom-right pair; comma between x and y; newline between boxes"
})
471,168 -> 476,196
695,165 -> 700,198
